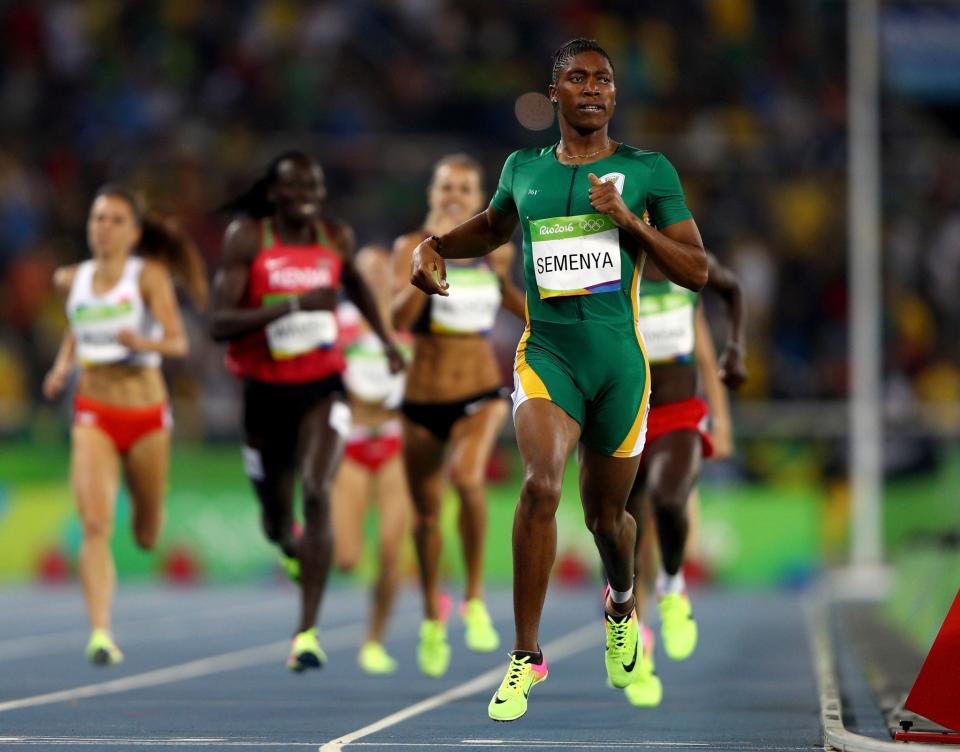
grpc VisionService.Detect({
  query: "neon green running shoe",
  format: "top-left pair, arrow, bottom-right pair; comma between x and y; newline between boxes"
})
85,629 -> 123,666
659,592 -> 698,661
488,651 -> 549,722
417,619 -> 450,677
463,599 -> 500,652
279,553 -> 301,584
358,641 -> 397,675
604,610 -> 640,688
624,623 -> 662,707
287,627 -> 326,672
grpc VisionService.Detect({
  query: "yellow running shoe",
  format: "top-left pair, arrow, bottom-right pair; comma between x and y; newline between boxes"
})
358,641 -> 397,675
417,619 -> 450,677
624,623 -> 663,707
287,627 -> 327,672
85,629 -> 123,666
463,599 -> 500,652
279,554 -> 301,584
604,609 -> 640,688
659,592 -> 698,661
488,651 -> 549,722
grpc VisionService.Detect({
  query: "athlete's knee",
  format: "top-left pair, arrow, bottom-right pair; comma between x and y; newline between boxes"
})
335,551 -> 360,573
519,474 -> 562,520
584,507 -> 628,539
649,486 -> 688,521
81,515 -> 113,541
449,464 -> 484,500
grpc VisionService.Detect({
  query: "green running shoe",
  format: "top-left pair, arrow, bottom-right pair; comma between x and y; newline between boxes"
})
287,627 -> 326,672
659,592 -> 697,661
417,619 -> 450,677
624,623 -> 662,707
358,641 -> 397,675
488,651 -> 549,722
85,629 -> 123,666
604,610 -> 640,688
279,553 -> 301,584
463,599 -> 500,652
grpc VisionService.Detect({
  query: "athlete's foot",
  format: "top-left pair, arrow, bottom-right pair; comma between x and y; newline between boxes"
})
604,603 -> 640,688
279,553 -> 301,585
487,650 -> 548,722
287,627 -> 326,672
624,623 -> 662,707
358,641 -> 397,675
658,592 -> 698,660
463,599 -> 500,652
85,629 -> 123,666
417,619 -> 450,677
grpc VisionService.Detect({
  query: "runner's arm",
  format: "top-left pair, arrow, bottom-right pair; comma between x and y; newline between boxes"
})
391,232 -> 430,330
42,330 -> 76,400
706,253 -> 747,389
410,206 -> 519,296
338,224 -> 403,372
489,242 -> 526,320
694,306 -> 733,460
121,260 -> 188,358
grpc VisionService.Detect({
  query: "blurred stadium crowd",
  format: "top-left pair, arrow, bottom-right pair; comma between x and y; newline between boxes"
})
0,1 -> 957,463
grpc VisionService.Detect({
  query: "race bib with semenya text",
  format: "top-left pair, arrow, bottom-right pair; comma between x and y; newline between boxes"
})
529,213 -> 621,299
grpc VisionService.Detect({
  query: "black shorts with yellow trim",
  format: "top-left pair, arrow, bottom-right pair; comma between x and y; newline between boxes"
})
512,318 -> 650,458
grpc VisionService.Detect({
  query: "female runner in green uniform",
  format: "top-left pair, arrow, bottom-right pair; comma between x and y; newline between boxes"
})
410,39 -> 708,721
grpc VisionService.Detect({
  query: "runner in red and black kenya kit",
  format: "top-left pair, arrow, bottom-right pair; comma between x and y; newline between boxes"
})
210,151 -> 403,672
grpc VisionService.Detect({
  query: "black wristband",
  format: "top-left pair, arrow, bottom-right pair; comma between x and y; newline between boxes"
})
429,234 -> 443,256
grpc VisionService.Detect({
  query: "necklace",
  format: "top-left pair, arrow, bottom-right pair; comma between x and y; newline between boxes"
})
558,139 -> 611,160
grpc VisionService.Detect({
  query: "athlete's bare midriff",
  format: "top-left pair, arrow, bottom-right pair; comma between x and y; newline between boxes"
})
349,397 -> 398,429
404,334 -> 502,403
78,364 -> 167,407
650,363 -> 697,407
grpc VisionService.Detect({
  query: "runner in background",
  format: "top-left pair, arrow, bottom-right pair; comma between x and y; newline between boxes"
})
622,252 -> 746,707
332,244 -> 411,676
210,152 -> 403,672
43,185 -> 208,665
392,154 -> 525,677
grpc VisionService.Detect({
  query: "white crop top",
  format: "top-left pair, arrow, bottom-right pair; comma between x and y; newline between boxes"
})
67,257 -> 163,367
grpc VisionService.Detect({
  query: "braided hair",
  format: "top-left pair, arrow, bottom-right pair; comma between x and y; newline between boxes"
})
550,38 -> 615,84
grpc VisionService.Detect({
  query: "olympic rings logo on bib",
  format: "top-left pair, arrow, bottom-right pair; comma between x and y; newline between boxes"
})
529,213 -> 621,299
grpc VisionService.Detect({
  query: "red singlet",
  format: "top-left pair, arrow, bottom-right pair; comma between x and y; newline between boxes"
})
226,219 -> 346,384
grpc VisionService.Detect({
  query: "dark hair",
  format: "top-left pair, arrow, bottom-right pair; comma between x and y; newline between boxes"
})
218,150 -> 317,218
550,38 -> 615,85
94,185 -> 209,311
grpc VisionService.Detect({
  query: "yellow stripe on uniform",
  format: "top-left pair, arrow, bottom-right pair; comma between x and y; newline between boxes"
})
514,298 -> 551,401
613,258 -> 652,458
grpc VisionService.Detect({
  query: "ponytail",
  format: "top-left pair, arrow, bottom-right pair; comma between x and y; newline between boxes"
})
138,213 -> 209,311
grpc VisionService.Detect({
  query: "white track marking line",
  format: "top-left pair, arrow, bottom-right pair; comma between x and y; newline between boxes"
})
0,612 -> 415,714
0,740 -> 816,749
318,621 -> 600,752
0,595 -> 291,661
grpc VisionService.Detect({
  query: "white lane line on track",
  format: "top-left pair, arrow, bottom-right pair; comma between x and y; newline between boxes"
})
0,611 -> 408,714
318,622 -> 601,752
0,595 -> 292,661
0,740 -> 817,750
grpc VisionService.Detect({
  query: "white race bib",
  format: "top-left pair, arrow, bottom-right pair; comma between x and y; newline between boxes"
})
430,264 -> 502,334
344,334 -> 406,407
637,296 -> 696,363
529,213 -> 621,298
266,310 -> 337,360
